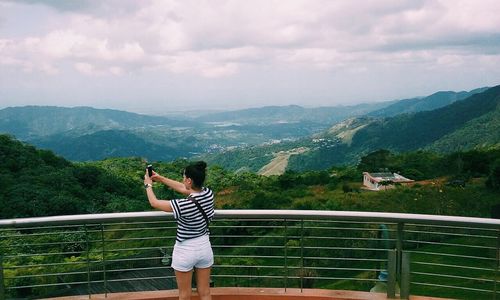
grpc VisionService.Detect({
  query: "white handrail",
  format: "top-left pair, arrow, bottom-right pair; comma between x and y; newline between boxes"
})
1,210 -> 499,228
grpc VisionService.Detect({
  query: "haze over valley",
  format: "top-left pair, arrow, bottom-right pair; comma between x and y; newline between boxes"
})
1,85 -> 498,174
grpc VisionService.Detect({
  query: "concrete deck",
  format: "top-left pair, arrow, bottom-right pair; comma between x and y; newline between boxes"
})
42,287 -> 452,300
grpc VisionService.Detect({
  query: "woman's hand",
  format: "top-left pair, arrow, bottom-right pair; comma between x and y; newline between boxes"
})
150,170 -> 161,182
144,169 -> 153,185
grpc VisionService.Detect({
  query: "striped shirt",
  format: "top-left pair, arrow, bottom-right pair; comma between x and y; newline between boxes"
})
170,187 -> 215,242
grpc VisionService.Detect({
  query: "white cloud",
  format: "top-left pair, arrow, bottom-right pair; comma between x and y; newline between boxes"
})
3,0 -> 500,77
74,62 -> 95,75
1,0 -> 499,110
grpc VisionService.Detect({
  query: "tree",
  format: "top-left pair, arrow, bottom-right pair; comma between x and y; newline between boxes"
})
342,182 -> 352,194
357,149 -> 394,172
379,180 -> 394,190
486,159 -> 500,191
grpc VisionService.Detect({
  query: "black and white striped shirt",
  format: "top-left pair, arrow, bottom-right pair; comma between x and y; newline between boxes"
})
170,187 -> 215,242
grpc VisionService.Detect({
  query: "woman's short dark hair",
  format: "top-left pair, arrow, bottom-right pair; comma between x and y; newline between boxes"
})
184,161 -> 207,188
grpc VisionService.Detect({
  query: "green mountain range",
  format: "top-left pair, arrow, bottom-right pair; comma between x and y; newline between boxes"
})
204,85 -> 500,172
367,87 -> 489,117
0,86 -> 497,167
0,105 -> 196,139
194,102 -> 393,125
0,102 -> 390,162
31,129 -> 190,162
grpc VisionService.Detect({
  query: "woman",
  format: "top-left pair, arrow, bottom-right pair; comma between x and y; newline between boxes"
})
144,161 -> 215,300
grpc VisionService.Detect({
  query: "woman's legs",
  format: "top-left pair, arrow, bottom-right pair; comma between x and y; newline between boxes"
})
195,267 -> 212,300
175,270 -> 193,300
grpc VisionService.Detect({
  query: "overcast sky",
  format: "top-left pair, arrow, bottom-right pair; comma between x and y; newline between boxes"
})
1,0 -> 499,114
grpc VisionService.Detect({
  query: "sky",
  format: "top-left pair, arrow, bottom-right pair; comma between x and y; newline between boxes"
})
1,0 -> 500,114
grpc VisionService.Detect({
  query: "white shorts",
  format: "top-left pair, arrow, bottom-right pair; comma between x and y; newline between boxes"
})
171,234 -> 214,272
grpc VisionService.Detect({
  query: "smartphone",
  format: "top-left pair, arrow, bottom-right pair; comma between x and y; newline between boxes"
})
147,165 -> 153,177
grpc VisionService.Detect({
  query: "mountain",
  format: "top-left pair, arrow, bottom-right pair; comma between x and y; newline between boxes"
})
0,106 -> 192,139
2,86 -> 496,165
290,85 -> 500,170
30,130 -> 193,162
426,105 -> 500,152
194,102 -> 394,125
351,85 -> 500,151
0,103 -> 391,162
204,85 -> 500,172
367,87 -> 489,118
0,106 -> 209,161
0,134 -> 149,218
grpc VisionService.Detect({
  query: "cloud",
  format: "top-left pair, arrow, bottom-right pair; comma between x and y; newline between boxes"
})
1,0 -> 500,80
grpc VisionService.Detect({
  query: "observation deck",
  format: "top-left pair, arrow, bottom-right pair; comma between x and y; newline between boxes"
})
0,210 -> 499,300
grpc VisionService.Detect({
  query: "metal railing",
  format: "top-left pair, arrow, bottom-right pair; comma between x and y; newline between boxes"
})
0,210 -> 499,300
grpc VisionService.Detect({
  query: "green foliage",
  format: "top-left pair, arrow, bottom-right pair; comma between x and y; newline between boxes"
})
486,159 -> 500,191
357,149 -> 394,172
352,86 -> 500,152
356,148 -> 500,182
206,86 -> 500,173
426,103 -> 500,152
0,135 -> 145,218
1,132 -> 500,299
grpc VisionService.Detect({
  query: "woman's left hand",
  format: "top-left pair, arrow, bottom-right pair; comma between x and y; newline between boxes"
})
144,170 -> 153,185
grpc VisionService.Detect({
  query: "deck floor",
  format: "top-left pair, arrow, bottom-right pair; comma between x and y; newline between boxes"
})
42,287 -> 452,300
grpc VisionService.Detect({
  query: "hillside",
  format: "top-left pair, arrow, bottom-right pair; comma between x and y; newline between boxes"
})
206,85 -> 500,172
2,135 -> 499,300
426,106 -> 500,152
1,86 -> 497,166
31,130 -> 192,162
0,106 -> 341,162
351,85 -> 500,151
0,106 -> 190,139
194,102 -> 393,125
0,134 -> 147,218
367,87 -> 488,117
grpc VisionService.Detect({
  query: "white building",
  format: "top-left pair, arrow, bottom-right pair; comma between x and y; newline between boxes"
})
363,172 -> 414,191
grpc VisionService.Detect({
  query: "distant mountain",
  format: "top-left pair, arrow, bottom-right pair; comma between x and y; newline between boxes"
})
367,87 -> 489,118
351,85 -> 500,151
426,105 -> 500,152
30,129 -> 191,162
0,103 -> 392,162
0,106 -> 207,161
204,85 -> 500,172
288,85 -> 500,170
0,106 -> 193,139
194,102 -> 394,125
3,86 -> 497,165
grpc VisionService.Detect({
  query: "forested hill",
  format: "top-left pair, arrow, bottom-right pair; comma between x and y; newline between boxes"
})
0,106 -> 194,139
205,85 -> 500,172
194,102 -> 393,125
351,85 -> 500,152
1,132 -> 499,221
30,129 -> 189,162
0,134 -> 148,218
367,87 -> 489,118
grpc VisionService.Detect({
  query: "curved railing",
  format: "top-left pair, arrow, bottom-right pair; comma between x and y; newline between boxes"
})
0,210 -> 499,300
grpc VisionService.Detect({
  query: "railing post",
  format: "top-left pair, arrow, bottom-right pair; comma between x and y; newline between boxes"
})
387,249 -> 397,299
400,251 -> 410,300
495,229 -> 499,300
84,225 -> 91,299
300,219 -> 304,292
396,222 -> 404,284
284,218 -> 288,292
101,224 -> 107,298
0,252 -> 5,300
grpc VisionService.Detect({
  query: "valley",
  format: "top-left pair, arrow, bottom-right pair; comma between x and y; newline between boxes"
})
258,147 -> 310,176
0,85 -> 498,174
